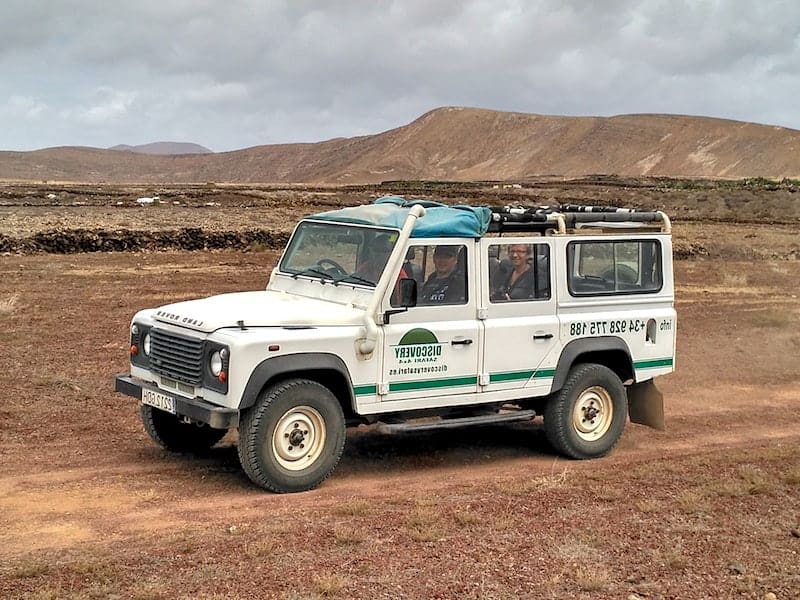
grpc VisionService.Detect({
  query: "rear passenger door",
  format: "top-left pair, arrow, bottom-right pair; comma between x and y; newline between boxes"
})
480,238 -> 559,394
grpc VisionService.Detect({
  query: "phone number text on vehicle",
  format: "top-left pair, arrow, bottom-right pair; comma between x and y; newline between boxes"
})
569,319 -> 648,336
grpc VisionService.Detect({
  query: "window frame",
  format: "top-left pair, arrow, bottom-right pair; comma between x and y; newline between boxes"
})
486,241 -> 552,304
391,243 -> 469,307
567,239 -> 663,297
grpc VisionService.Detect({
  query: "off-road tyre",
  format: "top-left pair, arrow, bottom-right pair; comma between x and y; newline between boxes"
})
544,363 -> 627,459
141,404 -> 228,452
237,378 -> 346,493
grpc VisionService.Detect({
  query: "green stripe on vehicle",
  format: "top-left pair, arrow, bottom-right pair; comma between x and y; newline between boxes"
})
353,384 -> 377,396
490,370 -> 534,383
357,366 -> 560,396
389,376 -> 478,392
490,368 -> 556,383
634,358 -> 674,369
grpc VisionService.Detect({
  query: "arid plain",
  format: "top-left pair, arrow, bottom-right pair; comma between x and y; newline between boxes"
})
1,178 -> 798,599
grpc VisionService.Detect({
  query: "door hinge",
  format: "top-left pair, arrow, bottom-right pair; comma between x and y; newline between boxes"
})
479,373 -> 490,386
477,307 -> 488,320
378,382 -> 390,395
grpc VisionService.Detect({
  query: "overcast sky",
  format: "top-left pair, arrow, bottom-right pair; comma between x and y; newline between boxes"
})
1,0 -> 798,152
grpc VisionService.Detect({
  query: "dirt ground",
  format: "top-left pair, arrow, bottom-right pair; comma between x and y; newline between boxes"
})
0,182 -> 798,599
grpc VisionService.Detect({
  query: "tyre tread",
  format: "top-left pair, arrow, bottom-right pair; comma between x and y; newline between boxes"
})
237,378 -> 345,493
544,363 -> 626,459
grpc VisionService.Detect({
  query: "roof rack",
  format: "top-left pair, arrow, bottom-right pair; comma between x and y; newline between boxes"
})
487,204 -> 671,235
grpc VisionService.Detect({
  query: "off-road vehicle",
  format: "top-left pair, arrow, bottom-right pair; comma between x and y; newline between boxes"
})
116,196 -> 676,493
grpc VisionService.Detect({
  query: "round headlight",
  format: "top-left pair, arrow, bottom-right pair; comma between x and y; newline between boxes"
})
210,351 -> 223,376
143,332 -> 151,356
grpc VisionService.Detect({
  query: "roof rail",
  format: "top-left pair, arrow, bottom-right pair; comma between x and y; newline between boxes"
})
487,204 -> 671,234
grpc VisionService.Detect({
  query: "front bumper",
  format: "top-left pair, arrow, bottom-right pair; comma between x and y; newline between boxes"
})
115,374 -> 239,429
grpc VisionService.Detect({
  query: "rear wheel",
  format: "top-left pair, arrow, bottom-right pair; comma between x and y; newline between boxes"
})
141,404 -> 228,452
237,379 -> 346,493
544,364 -> 627,459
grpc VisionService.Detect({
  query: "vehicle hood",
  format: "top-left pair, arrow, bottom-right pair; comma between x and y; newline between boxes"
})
152,291 -> 365,333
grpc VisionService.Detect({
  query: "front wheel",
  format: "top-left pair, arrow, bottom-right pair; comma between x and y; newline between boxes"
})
141,404 -> 228,452
544,364 -> 627,459
237,379 -> 346,493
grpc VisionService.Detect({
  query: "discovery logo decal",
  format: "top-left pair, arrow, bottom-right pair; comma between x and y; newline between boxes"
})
389,328 -> 448,376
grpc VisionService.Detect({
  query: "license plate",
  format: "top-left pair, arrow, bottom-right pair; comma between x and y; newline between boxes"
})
142,388 -> 176,414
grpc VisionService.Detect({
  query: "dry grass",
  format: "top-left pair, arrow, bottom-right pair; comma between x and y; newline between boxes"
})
722,272 -> 747,287
32,374 -> 82,392
784,469 -> 800,486
574,566 -> 610,591
406,506 -> 444,542
244,539 -> 278,558
495,469 -> 568,497
653,542 -> 689,571
453,510 -> 481,527
757,309 -> 793,328
0,293 -> 19,317
313,573 -> 346,597
557,539 -> 596,561
636,499 -> 661,513
26,589 -> 62,600
677,489 -> 711,514
10,560 -> 50,579
595,488 -> 625,502
714,466 -> 773,497
332,525 -> 366,546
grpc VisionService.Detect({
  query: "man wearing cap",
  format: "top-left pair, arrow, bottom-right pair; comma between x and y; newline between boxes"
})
419,245 -> 466,304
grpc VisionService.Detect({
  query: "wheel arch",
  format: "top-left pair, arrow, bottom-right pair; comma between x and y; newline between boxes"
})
550,336 -> 634,392
240,353 -> 357,421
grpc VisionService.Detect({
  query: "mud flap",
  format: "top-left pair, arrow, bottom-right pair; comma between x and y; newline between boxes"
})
627,379 -> 665,431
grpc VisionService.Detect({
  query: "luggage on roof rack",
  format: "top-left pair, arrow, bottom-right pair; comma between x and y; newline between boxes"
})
487,204 -> 671,234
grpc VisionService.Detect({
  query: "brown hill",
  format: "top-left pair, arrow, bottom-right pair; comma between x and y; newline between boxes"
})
1,107 -> 798,183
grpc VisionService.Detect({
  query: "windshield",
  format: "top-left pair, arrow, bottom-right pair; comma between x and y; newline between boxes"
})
279,221 -> 400,287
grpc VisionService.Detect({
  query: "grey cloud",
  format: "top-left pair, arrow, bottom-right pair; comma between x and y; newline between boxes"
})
1,0 -> 798,151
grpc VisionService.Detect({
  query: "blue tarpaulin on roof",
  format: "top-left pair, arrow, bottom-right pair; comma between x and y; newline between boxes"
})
310,196 -> 491,238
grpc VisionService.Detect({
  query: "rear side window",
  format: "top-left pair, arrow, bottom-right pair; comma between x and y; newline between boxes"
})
567,240 -> 662,296
488,243 -> 550,302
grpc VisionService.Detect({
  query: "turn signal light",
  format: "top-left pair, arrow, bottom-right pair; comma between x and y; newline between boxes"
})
130,344 -> 138,355
218,371 -> 227,382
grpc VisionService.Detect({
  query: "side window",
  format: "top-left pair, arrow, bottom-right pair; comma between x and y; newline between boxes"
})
568,240 -> 662,296
393,244 -> 468,306
488,243 -> 550,302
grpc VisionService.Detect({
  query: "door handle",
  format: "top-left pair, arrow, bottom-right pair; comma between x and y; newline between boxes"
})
451,338 -> 473,346
533,333 -> 554,340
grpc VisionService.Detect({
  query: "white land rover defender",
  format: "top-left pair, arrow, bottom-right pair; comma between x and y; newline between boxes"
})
116,196 -> 676,493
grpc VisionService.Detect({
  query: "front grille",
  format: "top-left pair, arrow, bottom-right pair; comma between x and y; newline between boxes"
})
149,329 -> 203,385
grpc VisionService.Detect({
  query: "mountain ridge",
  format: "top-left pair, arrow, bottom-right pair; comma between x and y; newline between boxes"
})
1,107 -> 798,182
108,142 -> 213,155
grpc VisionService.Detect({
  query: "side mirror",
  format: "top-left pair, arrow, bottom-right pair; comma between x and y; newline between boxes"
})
397,278 -> 417,308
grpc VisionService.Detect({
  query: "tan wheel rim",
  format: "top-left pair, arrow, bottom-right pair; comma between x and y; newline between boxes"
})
272,406 -> 326,471
572,386 -> 613,441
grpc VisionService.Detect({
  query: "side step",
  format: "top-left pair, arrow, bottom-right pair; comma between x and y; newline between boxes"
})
377,409 -> 536,434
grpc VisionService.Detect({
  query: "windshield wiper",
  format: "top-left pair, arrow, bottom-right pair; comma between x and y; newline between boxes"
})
293,267 -> 333,281
334,273 -> 375,286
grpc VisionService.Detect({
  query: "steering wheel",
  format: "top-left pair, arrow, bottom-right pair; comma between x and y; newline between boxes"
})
602,264 -> 638,284
315,258 -> 348,278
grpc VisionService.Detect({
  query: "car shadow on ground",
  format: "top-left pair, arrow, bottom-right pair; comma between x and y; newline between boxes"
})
133,421 -> 555,491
